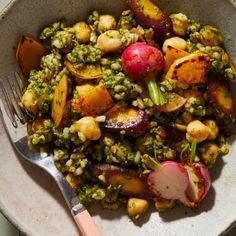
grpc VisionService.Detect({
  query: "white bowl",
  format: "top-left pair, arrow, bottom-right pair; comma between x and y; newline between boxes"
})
0,0 -> 236,235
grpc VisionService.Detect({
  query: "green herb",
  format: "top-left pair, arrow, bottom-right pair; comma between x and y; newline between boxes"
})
146,79 -> 167,106
190,139 -> 197,162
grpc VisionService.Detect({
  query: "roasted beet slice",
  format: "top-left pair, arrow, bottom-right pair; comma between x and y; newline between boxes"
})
208,74 -> 236,136
91,164 -> 152,199
104,107 -> 148,137
208,74 -> 235,119
16,36 -> 48,77
126,0 -> 173,41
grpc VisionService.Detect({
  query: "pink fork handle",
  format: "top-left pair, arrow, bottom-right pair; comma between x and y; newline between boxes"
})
74,209 -> 102,236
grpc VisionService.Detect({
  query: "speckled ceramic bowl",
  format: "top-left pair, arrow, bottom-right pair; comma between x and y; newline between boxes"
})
0,0 -> 236,235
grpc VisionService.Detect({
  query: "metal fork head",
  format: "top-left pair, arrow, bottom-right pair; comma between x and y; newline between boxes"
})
0,73 -> 56,163
0,72 -> 28,141
1,72 -> 27,124
0,72 -> 47,162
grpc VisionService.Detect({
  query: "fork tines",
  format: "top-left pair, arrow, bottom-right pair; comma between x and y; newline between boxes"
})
0,72 -> 27,128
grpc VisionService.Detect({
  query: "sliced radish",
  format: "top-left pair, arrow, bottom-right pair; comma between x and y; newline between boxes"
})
147,161 -> 189,204
194,162 -> 211,201
155,93 -> 187,113
184,165 -> 205,207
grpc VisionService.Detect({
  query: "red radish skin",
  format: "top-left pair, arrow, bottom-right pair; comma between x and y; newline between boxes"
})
121,43 -> 166,106
147,161 -> 189,204
194,163 -> 211,201
121,42 -> 164,81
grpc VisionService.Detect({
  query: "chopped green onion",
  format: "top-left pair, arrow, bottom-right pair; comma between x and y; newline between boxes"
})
180,142 -> 190,160
146,79 -> 167,106
190,139 -> 197,162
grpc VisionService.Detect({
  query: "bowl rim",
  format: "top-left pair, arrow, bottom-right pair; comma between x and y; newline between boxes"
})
0,1 -> 236,235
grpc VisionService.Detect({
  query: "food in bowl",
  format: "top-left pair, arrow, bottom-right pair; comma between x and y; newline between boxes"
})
17,0 -> 236,220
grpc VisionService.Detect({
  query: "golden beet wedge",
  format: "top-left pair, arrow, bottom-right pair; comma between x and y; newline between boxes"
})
72,84 -> 113,116
164,46 -> 189,73
166,53 -> 210,84
51,75 -> 68,127
208,74 -> 235,119
65,60 -> 102,83
91,164 -> 152,199
16,36 -> 48,76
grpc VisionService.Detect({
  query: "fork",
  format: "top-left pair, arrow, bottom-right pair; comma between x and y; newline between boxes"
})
0,72 -> 102,236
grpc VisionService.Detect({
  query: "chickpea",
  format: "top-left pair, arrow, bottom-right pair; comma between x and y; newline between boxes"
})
199,25 -> 224,46
98,15 -> 116,33
170,13 -> 189,36
186,120 -> 210,143
72,116 -> 101,141
96,30 -> 122,53
21,89 -> 38,114
199,142 -> 219,167
127,198 -> 149,219
203,119 -> 219,140
72,22 -> 91,43
162,37 -> 187,53
219,143 -> 229,155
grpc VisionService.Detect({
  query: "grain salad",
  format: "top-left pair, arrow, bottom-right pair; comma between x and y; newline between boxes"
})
17,0 -> 236,220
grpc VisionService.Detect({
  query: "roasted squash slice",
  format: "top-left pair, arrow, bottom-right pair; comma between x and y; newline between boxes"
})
51,75 -> 68,127
72,84 -> 113,116
65,60 -> 102,83
164,46 -> 189,73
166,53 -> 210,84
16,36 -> 48,77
